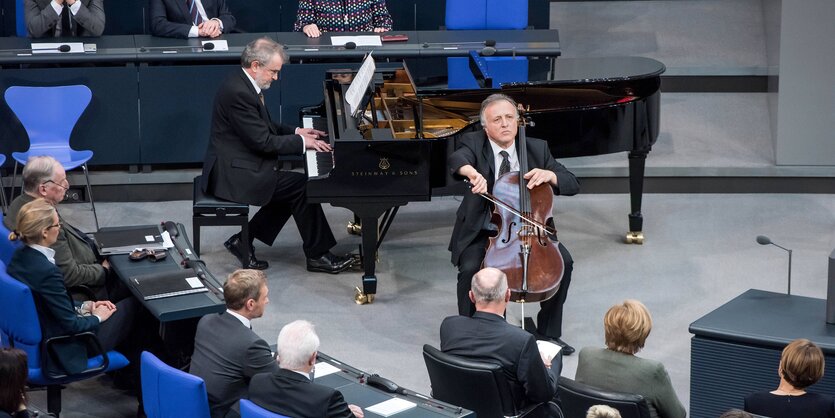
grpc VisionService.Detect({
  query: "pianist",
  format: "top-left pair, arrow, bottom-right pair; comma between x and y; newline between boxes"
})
448,93 -> 580,354
200,37 -> 354,274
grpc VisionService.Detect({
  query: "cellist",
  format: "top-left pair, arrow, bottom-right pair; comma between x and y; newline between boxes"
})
448,93 -> 580,354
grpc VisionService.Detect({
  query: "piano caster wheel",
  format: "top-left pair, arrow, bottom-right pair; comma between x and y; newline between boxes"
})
347,222 -> 362,236
625,231 -> 644,245
354,287 -> 375,305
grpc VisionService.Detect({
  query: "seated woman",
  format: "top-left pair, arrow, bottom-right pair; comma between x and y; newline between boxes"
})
744,338 -> 835,418
5,198 -> 137,377
294,0 -> 392,38
575,299 -> 686,418
0,348 -> 32,418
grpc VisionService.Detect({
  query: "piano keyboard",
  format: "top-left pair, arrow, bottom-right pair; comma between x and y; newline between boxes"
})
306,150 -> 334,179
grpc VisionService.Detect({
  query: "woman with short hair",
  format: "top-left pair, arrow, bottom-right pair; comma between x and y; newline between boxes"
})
575,299 -> 686,418
744,338 -> 835,418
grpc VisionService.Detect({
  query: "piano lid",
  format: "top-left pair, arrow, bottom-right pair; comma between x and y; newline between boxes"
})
404,56 -> 666,97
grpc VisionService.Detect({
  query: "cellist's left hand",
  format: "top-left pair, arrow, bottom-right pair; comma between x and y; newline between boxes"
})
524,169 -> 557,189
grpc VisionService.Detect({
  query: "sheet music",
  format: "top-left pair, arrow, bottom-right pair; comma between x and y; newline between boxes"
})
345,52 -> 375,117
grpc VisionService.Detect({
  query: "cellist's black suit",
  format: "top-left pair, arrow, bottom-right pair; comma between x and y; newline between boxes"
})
448,130 -> 579,340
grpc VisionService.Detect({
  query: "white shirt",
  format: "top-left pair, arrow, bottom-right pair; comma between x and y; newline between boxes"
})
241,68 -> 306,155
488,139 -> 519,181
29,244 -> 56,265
187,0 -> 224,38
50,0 -> 81,17
226,309 -> 252,329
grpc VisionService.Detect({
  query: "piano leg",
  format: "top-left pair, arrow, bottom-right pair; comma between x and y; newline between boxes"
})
626,150 -> 648,245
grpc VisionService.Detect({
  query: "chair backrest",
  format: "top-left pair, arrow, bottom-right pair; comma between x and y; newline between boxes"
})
141,351 -> 210,418
559,377 -> 651,418
239,399 -> 290,418
0,268 -> 44,371
0,217 -> 23,266
423,344 -> 519,418
4,85 -> 93,156
15,0 -> 27,37
445,0 -> 528,30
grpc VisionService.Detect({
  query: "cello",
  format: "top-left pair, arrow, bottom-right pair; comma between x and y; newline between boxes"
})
479,108 -> 564,303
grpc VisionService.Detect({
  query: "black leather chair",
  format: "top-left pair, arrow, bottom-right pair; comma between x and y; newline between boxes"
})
422,344 -> 561,418
192,175 -> 250,266
558,377 -> 650,418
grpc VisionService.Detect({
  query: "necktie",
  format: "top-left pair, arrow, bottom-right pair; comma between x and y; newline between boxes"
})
188,0 -> 203,25
60,4 -> 73,37
498,150 -> 510,177
258,92 -> 265,106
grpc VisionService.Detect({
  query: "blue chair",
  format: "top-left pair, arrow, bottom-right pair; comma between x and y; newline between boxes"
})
240,399 -> 291,418
0,215 -> 22,265
141,351 -> 211,418
445,0 -> 530,89
15,0 -> 27,37
4,85 -> 100,230
0,268 -> 129,417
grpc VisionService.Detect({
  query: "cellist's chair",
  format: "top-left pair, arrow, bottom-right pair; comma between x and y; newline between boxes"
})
423,344 -> 561,418
0,267 -> 129,417
4,85 -> 99,230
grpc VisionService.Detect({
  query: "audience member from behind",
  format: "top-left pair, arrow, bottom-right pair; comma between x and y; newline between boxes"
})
189,269 -> 278,418
0,348 -> 32,418
24,0 -> 104,38
440,267 -> 561,417
587,405 -> 622,418
744,338 -> 835,418
4,156 -> 119,300
6,199 -> 139,379
719,410 -> 753,418
150,0 -> 235,38
294,0 -> 392,37
575,300 -> 685,418
248,320 -> 363,418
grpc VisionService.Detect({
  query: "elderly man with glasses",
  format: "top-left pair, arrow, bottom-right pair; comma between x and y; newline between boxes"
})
4,155 -> 119,300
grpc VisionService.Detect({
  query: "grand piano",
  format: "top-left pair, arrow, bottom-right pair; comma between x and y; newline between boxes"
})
305,55 -> 665,303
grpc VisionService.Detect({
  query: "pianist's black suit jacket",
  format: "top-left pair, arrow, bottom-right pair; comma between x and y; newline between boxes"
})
248,368 -> 354,418
447,130 -> 579,266
150,0 -> 236,38
201,69 -> 304,206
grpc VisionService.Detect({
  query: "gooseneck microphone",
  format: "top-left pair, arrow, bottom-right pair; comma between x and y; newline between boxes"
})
138,42 -> 215,52
283,41 -> 357,50
422,39 -> 497,56
0,44 -> 72,54
756,235 -> 793,295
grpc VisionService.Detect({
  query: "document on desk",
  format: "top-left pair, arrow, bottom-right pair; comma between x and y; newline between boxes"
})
131,270 -> 208,301
95,225 -> 165,254
331,35 -> 382,47
366,398 -> 416,417
313,361 -> 341,378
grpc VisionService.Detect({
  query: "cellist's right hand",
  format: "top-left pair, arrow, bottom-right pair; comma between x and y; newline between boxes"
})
459,165 -> 488,195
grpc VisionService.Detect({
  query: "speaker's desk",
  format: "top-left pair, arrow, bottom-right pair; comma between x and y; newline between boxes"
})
688,289 -> 835,418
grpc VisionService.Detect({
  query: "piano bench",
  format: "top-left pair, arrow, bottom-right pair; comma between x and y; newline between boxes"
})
192,176 -> 250,265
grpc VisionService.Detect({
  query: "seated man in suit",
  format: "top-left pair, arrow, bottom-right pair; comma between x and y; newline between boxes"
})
248,320 -> 364,418
150,0 -> 235,38
189,269 -> 279,418
440,267 -> 561,417
24,0 -> 104,38
4,156 -> 119,300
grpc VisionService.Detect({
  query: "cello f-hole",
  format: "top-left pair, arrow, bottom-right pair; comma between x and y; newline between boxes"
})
502,221 -> 517,244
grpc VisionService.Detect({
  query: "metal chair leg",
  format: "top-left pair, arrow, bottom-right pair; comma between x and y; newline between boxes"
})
11,161 -> 18,203
82,164 -> 99,230
0,171 -> 7,214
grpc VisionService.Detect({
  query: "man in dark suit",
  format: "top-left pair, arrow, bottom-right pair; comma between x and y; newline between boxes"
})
150,0 -> 235,38
4,156 -> 120,300
448,93 -> 580,354
24,0 -> 104,38
201,37 -> 352,273
440,267 -> 561,417
248,320 -> 364,418
189,269 -> 279,418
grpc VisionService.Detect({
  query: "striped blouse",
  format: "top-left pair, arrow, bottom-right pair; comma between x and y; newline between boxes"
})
294,0 -> 393,33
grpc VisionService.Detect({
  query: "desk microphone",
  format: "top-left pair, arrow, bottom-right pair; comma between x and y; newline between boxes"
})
756,235 -> 793,295
283,41 -> 357,50
422,39 -> 496,56
0,44 -> 72,54
138,42 -> 214,52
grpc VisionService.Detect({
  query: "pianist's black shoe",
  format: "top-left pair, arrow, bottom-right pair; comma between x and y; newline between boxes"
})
306,252 -> 354,274
224,233 -> 268,270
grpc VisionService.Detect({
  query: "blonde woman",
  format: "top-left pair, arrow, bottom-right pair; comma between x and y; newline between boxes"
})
575,300 -> 685,418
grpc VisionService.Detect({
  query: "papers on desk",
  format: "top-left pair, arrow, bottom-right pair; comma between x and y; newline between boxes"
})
94,225 -> 166,255
537,340 -> 562,362
31,42 -> 84,53
366,398 -> 416,417
331,35 -> 382,47
313,361 -> 341,378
